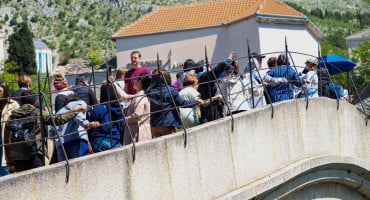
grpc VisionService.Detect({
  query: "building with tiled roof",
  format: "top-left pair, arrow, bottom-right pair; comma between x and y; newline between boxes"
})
345,27 -> 370,56
111,0 -> 323,71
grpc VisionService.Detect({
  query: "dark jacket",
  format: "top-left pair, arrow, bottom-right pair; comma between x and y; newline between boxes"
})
11,88 -> 28,104
198,62 -> 227,123
148,84 -> 196,128
72,80 -> 98,107
4,104 -> 76,163
88,102 -> 124,143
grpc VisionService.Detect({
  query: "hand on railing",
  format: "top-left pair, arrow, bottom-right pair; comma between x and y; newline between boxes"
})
86,121 -> 100,129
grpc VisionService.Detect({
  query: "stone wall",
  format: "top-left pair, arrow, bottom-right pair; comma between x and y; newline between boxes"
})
0,98 -> 369,199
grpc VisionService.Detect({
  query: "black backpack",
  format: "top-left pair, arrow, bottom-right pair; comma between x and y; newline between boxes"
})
6,112 -> 38,156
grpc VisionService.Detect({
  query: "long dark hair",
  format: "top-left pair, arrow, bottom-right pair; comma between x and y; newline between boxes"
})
0,81 -> 11,110
136,72 -> 151,93
100,83 -> 118,104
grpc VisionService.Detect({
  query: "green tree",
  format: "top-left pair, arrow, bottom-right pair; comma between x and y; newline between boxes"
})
7,22 -> 37,75
3,60 -> 19,74
9,16 -> 17,26
0,73 -> 19,94
351,40 -> 370,87
88,49 -> 103,66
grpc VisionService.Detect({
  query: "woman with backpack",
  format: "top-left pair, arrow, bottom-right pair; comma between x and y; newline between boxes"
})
0,81 -> 19,176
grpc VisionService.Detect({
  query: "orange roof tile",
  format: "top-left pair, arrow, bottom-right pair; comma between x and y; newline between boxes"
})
111,0 -> 305,38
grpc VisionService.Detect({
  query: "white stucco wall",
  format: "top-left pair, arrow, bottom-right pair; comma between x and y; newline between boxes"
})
115,27 -> 223,70
115,19 -> 319,75
259,23 -> 320,70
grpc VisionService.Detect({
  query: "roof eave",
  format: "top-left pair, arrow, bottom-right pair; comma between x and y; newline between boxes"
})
110,24 -> 224,40
255,12 -> 324,40
345,35 -> 370,41
256,12 -> 308,25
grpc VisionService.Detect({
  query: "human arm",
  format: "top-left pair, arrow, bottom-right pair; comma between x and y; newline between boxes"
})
43,105 -> 86,125
263,74 -> 287,87
65,101 -> 99,129
113,81 -> 135,100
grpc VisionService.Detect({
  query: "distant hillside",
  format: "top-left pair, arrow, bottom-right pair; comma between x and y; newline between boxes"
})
284,0 -> 370,52
0,0 -> 369,65
0,0 -> 207,65
284,0 -> 370,13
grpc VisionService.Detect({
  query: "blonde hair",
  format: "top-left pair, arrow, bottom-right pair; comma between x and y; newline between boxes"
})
116,67 -> 128,79
53,72 -> 66,81
18,75 -> 32,88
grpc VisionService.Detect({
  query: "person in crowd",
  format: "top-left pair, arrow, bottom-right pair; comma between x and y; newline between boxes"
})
262,57 -> 287,87
198,52 -> 234,123
124,51 -> 151,94
52,99 -> 99,162
317,66 -> 337,99
12,75 -> 32,104
88,83 -> 124,152
178,59 -> 203,89
266,54 -> 302,103
243,52 -> 266,77
179,74 -> 202,128
115,67 -> 128,94
266,56 -> 277,70
53,72 -> 75,111
243,56 -> 272,109
113,72 -> 152,145
253,52 -> 266,71
148,68 -> 202,137
329,82 -> 347,101
299,58 -> 318,98
114,67 -> 129,123
217,64 -> 251,115
172,71 -> 183,90
261,56 -> 283,104
72,74 -> 98,110
4,90 -> 85,172
0,81 -> 19,176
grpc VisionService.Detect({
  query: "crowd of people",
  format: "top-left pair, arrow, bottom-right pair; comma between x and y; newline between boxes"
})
0,50 -> 351,177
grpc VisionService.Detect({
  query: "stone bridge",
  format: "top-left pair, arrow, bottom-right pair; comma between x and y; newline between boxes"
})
1,98 -> 369,199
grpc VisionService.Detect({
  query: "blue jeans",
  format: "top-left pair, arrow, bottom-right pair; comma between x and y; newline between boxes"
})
0,135 -> 9,177
56,139 -> 89,162
91,138 -> 120,153
0,166 -> 9,177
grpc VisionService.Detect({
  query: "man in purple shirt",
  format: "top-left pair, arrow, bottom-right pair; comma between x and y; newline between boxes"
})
124,51 -> 152,94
